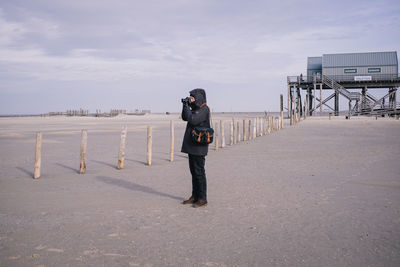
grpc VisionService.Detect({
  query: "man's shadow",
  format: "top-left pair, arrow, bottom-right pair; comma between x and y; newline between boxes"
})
96,176 -> 183,201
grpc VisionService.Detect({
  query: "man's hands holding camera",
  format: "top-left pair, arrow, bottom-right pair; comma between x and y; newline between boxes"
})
181,96 -> 195,105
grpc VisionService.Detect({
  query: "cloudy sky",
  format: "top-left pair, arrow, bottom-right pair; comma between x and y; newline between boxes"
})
0,0 -> 399,114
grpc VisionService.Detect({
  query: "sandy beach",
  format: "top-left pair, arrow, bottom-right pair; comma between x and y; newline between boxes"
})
0,114 -> 399,266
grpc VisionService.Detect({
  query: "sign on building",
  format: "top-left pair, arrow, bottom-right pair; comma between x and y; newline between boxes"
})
354,76 -> 372,81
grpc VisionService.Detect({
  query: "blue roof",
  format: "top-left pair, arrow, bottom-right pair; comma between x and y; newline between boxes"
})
307,57 -> 322,70
322,51 -> 398,68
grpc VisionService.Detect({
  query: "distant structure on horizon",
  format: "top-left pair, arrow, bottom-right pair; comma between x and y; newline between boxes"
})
287,51 -> 400,117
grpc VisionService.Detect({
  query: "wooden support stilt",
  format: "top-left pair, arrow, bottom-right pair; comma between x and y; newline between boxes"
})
118,126 -> 127,169
313,83 -> 317,115
243,119 -> 246,141
220,120 -> 225,148
297,99 -> 301,122
270,116 -> 273,131
170,121 -> 174,162
348,101 -> 352,120
248,120 -> 252,140
280,94 -> 284,129
214,122 -> 219,150
230,121 -> 233,145
80,130 -> 87,174
237,121 -> 240,143
320,83 -> 323,115
253,121 -> 257,139
232,118 -> 236,145
287,84 -> 291,119
255,118 -> 258,136
34,132 -> 42,179
146,126 -> 152,166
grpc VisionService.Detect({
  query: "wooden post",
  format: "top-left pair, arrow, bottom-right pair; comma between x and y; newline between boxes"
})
348,101 -> 352,120
170,121 -> 174,162
248,119 -> 252,140
313,83 -> 317,114
243,119 -> 246,141
280,93 -> 284,112
290,86 -> 294,126
269,115 -> 272,133
220,120 -> 225,148
261,117 -> 264,135
230,121 -> 233,145
33,132 -> 42,179
255,118 -> 258,137
214,122 -> 219,150
80,130 -> 87,174
237,121 -> 240,143
276,117 -> 279,130
320,83 -> 323,115
272,116 -> 275,131
278,117 -> 281,130
329,113 -> 332,120
280,94 -> 284,126
117,126 -> 127,169
287,84 -> 291,119
296,99 -> 300,123
232,118 -> 236,144
147,126 -> 152,166
293,84 -> 297,123
253,120 -> 257,139
265,117 -> 268,134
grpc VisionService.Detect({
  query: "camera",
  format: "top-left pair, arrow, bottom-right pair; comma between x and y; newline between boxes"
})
181,97 -> 191,104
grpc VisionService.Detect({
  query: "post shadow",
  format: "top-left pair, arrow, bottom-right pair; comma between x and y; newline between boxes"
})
91,159 -> 117,169
96,176 -> 183,201
16,167 -> 33,178
55,163 -> 80,174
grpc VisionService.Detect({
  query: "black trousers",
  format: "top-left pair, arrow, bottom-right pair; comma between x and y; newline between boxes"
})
188,154 -> 207,201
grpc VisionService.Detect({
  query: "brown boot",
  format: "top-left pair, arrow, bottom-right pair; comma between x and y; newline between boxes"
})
193,199 -> 208,208
182,196 -> 196,205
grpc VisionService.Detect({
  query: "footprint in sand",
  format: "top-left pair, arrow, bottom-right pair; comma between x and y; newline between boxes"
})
35,245 -> 47,250
8,255 -> 21,260
46,248 -> 64,253
107,233 -> 119,237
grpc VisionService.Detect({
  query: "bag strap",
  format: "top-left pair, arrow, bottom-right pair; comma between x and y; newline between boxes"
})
200,103 -> 213,128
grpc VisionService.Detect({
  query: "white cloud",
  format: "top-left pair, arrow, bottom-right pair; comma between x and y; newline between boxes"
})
0,9 -> 27,45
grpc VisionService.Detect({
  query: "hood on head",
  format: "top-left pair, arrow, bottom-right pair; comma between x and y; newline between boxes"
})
189,88 -> 206,108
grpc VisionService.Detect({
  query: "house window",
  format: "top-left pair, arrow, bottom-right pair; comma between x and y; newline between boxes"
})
368,68 -> 381,73
344,69 -> 357,73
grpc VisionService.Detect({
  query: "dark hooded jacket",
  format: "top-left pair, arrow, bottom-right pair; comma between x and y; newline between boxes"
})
181,88 -> 210,156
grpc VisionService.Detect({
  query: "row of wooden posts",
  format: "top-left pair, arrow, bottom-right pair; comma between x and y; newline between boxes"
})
32,113 -> 289,179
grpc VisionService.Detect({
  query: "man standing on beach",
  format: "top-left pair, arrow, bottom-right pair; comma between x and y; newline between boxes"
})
181,88 -> 210,208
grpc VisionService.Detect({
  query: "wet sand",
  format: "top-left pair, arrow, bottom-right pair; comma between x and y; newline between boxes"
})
0,114 -> 399,266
